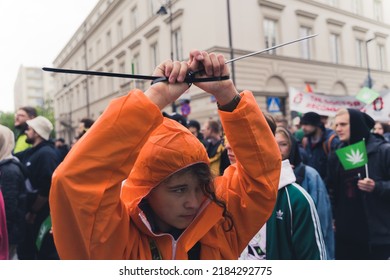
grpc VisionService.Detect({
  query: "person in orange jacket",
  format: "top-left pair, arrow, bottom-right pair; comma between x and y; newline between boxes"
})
49,50 -> 281,260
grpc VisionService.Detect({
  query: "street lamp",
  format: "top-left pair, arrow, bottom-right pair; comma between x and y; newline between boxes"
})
157,3 -> 173,61
226,0 -> 236,84
157,1 -> 177,112
62,83 -> 73,144
365,37 -> 375,88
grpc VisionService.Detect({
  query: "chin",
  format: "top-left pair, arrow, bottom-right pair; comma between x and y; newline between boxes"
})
174,223 -> 190,230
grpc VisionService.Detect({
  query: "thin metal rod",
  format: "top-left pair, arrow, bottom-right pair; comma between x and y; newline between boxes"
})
42,67 -> 161,80
225,33 -> 318,64
42,34 -> 318,80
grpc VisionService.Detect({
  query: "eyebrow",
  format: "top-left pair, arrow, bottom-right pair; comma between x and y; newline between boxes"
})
167,184 -> 188,189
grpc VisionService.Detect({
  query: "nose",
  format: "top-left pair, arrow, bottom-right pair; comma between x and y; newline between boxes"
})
184,190 -> 203,209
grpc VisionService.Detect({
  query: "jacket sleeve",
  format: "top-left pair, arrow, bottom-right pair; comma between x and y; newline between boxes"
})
35,149 -> 59,197
49,90 -> 163,259
215,91 -> 281,254
291,185 -> 327,260
372,143 -> 390,200
0,164 -> 21,236
305,167 -> 334,259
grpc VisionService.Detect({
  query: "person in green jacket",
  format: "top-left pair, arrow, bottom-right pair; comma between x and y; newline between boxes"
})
226,114 -> 327,260
13,106 -> 37,154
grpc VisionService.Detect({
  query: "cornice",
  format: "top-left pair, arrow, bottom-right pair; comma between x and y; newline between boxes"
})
144,26 -> 160,39
258,0 -> 285,11
352,26 -> 368,33
326,18 -> 345,27
295,9 -> 318,20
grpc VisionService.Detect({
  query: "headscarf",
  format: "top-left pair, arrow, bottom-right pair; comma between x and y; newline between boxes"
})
0,125 -> 15,161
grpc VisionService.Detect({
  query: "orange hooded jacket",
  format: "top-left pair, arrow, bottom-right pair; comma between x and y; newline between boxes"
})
49,89 -> 281,259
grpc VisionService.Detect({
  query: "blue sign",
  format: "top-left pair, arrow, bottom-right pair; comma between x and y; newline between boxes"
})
267,97 -> 281,113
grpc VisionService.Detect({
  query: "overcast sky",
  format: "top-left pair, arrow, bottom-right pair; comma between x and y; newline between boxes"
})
0,0 -> 99,112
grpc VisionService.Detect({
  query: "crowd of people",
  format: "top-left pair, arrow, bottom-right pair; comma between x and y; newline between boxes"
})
0,49 -> 389,260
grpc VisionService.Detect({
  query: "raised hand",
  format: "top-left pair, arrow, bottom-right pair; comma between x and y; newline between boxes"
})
188,50 -> 238,106
145,60 -> 191,110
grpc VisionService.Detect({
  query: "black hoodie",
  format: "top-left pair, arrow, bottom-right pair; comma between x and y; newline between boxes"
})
327,109 -> 390,250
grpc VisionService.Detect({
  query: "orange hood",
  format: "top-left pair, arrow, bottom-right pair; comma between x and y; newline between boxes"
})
121,117 -> 209,207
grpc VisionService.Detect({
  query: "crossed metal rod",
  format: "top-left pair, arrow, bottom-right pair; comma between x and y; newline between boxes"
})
43,34 -> 318,83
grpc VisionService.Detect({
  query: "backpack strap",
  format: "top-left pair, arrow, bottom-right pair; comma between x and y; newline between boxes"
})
323,134 -> 336,156
302,137 -> 308,149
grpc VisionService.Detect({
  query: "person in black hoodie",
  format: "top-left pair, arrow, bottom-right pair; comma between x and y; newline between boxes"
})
327,108 -> 390,260
14,116 -> 60,259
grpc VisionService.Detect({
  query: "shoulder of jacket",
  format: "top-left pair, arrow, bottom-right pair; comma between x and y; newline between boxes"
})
287,183 -> 315,207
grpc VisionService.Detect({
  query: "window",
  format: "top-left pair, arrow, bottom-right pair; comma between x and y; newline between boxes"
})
132,54 -> 140,74
89,78 -> 94,101
373,0 -> 383,21
355,39 -> 365,67
351,0 -> 362,15
172,29 -> 183,60
132,54 -> 141,88
327,0 -> 338,7
107,67 -> 114,93
299,26 -> 312,59
119,61 -> 126,85
149,0 -> 157,17
77,90 -> 81,108
88,47 -> 94,64
119,61 -> 125,73
329,33 -> 341,64
96,39 -> 101,59
98,77 -> 103,98
263,19 -> 277,54
377,44 -> 386,71
106,30 -> 112,50
81,55 -> 86,68
117,19 -> 123,42
76,85 -> 82,106
130,7 -> 138,31
150,43 -> 159,69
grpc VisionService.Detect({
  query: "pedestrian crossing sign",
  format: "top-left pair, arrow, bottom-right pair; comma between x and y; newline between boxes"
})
267,97 -> 281,113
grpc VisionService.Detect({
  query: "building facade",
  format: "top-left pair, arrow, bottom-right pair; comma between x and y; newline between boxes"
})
52,0 -> 390,141
14,66 -> 54,111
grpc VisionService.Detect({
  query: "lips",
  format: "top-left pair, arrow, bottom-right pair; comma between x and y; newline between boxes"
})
228,153 -> 236,162
180,214 -> 196,220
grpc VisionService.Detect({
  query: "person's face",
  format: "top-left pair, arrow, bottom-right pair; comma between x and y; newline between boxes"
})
301,124 -> 316,137
275,132 -> 290,160
25,126 -> 38,144
188,126 -> 198,137
224,138 -> 236,164
147,170 -> 206,232
55,140 -> 63,148
290,125 -> 299,133
201,121 -> 211,139
77,122 -> 86,135
374,123 -> 384,135
335,113 -> 350,142
14,109 -> 30,127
